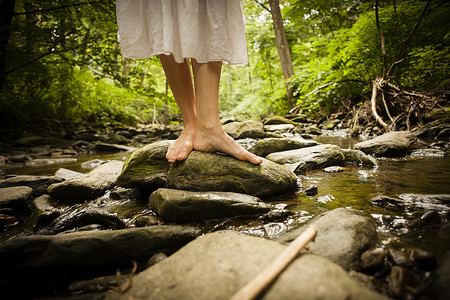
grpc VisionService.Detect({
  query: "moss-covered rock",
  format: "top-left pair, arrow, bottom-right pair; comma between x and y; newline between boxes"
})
167,151 -> 297,198
263,115 -> 297,125
116,141 -> 172,190
149,188 -> 271,222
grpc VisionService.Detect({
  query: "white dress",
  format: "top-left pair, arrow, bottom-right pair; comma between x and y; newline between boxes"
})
116,0 -> 248,65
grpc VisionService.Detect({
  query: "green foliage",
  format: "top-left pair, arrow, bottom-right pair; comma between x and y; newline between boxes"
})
0,0 -> 175,134
285,0 -> 450,117
1,0 -> 448,133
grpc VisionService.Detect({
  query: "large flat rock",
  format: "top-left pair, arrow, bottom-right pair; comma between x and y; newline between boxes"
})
354,131 -> 417,157
0,186 -> 33,208
248,137 -> 319,157
149,188 -> 271,222
167,151 -> 298,198
0,225 -> 200,273
47,160 -> 124,203
106,231 -> 387,300
266,144 -> 345,174
0,175 -> 62,197
279,208 -> 378,270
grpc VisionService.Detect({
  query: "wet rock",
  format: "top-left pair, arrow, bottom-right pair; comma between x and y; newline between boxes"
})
0,208 -> 18,228
354,131 -> 417,157
397,193 -> 450,210
304,185 -> 318,196
135,215 -> 161,227
263,124 -> 295,132
0,186 -> 33,208
29,195 -> 61,231
109,187 -> 145,201
429,250 -> 450,300
0,225 -> 201,272
266,144 -> 345,174
408,211 -> 442,228
263,116 -> 297,125
103,198 -> 149,221
55,168 -> 85,181
323,166 -> 344,173
223,120 -> 265,139
371,195 -> 405,211
280,208 -> 378,270
305,124 -> 322,135
146,252 -> 167,268
105,231 -> 386,300
5,154 -> 32,163
321,119 -> 341,130
259,209 -> 294,222
167,151 -> 298,198
361,248 -> 388,271
24,157 -> 77,166
387,266 -> 413,298
349,270 -> 380,291
81,159 -> 105,169
341,149 -> 378,166
72,140 -> 92,153
41,208 -> 125,234
90,142 -> 137,153
248,137 -> 319,157
0,155 -> 8,165
287,113 -> 307,123
388,248 -> 410,267
149,188 -> 271,222
411,148 -> 446,157
47,160 -> 124,203
116,141 -> 172,190
105,134 -> 128,145
406,247 -> 436,269
0,175 -> 62,197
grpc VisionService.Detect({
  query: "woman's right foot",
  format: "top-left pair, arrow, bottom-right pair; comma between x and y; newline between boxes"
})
194,126 -> 263,165
166,128 -> 196,163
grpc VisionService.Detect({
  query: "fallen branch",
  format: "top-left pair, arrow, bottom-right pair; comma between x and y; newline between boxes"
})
230,225 -> 317,300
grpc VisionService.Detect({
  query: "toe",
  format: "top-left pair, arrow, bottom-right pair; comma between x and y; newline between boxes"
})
166,148 -> 177,163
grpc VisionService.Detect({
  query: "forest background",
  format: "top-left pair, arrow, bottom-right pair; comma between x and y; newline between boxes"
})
0,0 -> 448,139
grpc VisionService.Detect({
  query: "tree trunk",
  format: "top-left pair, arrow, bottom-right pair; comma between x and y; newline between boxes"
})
0,0 -> 16,89
268,0 -> 295,108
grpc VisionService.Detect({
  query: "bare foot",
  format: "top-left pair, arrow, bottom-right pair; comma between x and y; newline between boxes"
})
166,128 -> 195,163
194,126 -> 263,165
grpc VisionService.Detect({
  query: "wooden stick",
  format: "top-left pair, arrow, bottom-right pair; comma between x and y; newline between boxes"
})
230,225 -> 317,300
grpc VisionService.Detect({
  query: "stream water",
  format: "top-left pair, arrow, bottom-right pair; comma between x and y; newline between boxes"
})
1,135 -> 449,257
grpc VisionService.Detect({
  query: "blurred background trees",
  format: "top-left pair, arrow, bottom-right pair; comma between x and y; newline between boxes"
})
0,0 -> 448,137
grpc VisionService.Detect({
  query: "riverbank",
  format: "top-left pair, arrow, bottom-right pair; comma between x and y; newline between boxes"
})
0,114 -> 449,299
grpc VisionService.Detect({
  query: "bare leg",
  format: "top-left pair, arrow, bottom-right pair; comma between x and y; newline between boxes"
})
159,54 -> 196,163
191,59 -> 262,164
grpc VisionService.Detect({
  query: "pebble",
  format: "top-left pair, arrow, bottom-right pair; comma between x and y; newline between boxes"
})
304,185 -> 318,196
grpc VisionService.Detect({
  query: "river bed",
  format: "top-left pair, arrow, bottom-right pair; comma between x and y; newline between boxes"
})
2,135 -> 448,256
